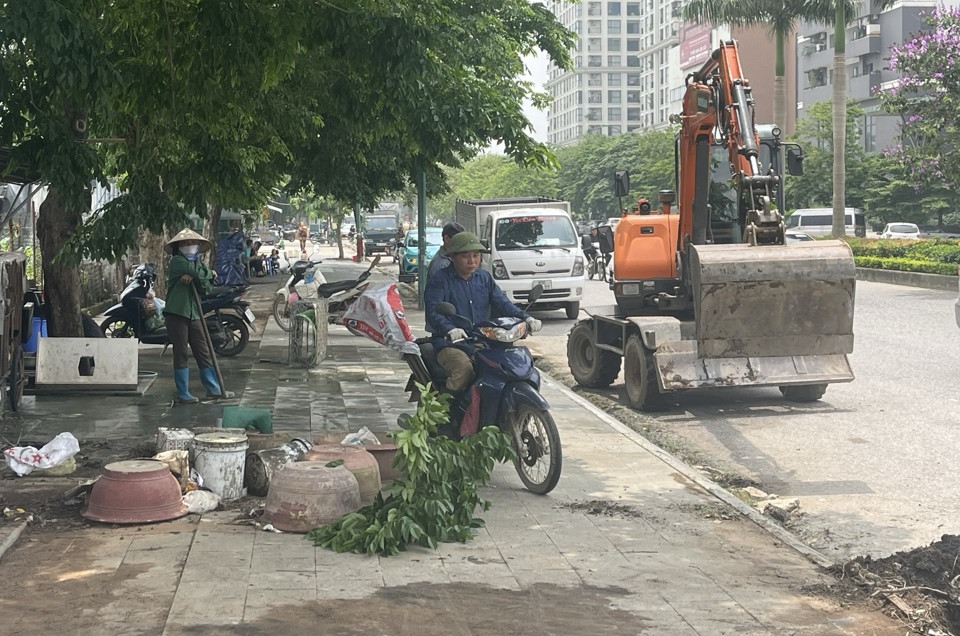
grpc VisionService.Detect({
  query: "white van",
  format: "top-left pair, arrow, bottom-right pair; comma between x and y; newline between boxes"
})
785,208 -> 866,237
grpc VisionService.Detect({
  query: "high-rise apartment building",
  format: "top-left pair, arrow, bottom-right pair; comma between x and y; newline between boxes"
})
796,1 -> 940,153
545,1 -> 790,146
545,0 -> 684,146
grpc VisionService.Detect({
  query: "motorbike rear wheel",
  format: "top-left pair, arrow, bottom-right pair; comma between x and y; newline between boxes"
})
212,314 -> 249,357
508,404 -> 561,495
272,294 -> 293,332
100,317 -> 135,338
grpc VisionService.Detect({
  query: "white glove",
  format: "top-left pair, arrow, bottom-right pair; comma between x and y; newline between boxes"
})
447,328 -> 468,342
525,317 -> 542,333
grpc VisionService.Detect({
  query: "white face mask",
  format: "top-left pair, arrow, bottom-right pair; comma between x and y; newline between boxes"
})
179,245 -> 200,257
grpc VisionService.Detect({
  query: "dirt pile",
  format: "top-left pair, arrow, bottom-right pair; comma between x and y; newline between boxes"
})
829,534 -> 960,634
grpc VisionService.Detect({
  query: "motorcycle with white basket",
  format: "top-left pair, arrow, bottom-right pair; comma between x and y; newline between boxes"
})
272,256 -> 381,331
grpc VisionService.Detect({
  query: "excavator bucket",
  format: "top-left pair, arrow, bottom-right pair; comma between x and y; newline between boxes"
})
689,240 -> 856,360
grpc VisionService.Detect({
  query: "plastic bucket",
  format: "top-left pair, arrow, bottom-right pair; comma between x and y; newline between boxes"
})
191,432 -> 249,500
24,317 -> 47,354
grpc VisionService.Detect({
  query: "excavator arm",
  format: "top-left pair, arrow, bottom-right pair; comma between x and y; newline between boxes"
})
676,41 -> 857,366
680,40 -> 784,248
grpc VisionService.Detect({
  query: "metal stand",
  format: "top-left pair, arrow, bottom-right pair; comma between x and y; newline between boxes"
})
288,298 -> 327,367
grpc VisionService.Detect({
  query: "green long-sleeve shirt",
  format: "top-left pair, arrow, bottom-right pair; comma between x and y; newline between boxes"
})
164,254 -> 215,320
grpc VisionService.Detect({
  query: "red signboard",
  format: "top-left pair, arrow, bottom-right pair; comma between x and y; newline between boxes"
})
679,22 -> 713,69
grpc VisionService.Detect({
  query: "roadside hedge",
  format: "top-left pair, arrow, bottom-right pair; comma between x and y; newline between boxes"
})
843,238 -> 960,276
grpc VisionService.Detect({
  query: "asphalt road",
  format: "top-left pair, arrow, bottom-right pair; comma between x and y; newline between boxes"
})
525,276 -> 960,562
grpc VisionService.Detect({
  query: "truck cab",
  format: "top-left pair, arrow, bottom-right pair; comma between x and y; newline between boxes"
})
479,208 -> 585,319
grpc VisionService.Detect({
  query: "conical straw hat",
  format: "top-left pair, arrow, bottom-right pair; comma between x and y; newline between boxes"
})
164,228 -> 213,254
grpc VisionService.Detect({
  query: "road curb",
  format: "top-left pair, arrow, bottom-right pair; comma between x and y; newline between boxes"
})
856,267 -> 958,291
0,520 -> 28,563
540,374 -> 836,570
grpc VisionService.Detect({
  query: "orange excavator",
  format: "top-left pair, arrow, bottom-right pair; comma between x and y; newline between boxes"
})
567,40 -> 857,410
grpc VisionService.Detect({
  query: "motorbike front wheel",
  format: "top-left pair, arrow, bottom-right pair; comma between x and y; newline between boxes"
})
212,314 -> 249,357
272,294 -> 293,332
100,317 -> 135,338
508,404 -> 562,495
587,258 -> 597,280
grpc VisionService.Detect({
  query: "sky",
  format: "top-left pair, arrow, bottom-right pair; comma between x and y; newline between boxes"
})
522,51 -> 551,142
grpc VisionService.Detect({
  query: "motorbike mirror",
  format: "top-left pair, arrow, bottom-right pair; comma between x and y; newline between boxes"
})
527,284 -> 544,306
436,302 -> 457,316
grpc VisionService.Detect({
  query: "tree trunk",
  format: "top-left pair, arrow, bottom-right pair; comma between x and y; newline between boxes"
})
832,6 -> 847,238
203,204 -> 223,267
138,229 -> 172,298
37,188 -> 83,337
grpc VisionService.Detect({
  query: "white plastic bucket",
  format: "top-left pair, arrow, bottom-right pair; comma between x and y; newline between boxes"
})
192,432 -> 249,500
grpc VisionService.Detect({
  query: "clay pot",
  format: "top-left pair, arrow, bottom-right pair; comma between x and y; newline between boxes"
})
246,432 -> 303,454
365,443 -> 403,486
245,438 -> 312,497
82,459 -> 188,524
301,444 -> 381,506
263,462 -> 360,533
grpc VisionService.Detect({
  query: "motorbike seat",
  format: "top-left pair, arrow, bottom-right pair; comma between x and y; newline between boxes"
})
417,341 -> 449,386
316,279 -> 357,298
291,260 -> 315,276
209,285 -> 243,297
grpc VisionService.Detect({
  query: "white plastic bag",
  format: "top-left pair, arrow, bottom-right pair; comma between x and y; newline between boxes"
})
183,489 -> 220,514
3,432 -> 81,477
341,283 -> 419,356
341,427 -> 381,446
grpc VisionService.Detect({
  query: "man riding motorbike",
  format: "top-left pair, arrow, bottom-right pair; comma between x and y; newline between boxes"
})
423,231 -> 542,431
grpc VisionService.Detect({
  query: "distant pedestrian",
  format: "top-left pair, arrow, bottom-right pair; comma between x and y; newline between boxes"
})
297,222 -> 309,252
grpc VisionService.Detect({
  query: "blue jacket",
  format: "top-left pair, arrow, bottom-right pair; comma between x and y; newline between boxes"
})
424,265 -> 529,351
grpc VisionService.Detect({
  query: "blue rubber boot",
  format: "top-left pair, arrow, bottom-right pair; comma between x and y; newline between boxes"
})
174,368 -> 199,404
199,367 -> 235,400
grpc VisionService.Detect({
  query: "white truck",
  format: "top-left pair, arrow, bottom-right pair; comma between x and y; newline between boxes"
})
455,197 -> 586,319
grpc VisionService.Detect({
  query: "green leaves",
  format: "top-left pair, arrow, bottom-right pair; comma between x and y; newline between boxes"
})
307,383 -> 514,556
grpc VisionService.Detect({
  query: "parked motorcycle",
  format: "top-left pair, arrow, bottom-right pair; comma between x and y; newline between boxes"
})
100,264 -> 256,357
272,256 -> 381,331
403,285 -> 561,494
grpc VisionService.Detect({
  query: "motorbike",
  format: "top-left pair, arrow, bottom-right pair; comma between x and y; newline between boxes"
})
403,284 -> 562,495
272,256 -> 381,332
100,264 -> 256,357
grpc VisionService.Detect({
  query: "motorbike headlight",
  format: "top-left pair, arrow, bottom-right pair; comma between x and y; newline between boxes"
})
493,259 -> 508,280
572,256 -> 584,276
479,321 -> 527,342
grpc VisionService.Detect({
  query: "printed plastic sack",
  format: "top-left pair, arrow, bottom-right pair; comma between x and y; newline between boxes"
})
3,432 -> 81,477
341,283 -> 419,356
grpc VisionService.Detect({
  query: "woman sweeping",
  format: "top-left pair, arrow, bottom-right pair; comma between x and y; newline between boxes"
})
163,229 -> 233,403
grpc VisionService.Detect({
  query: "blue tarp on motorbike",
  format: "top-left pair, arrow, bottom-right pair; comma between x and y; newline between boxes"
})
215,231 -> 247,285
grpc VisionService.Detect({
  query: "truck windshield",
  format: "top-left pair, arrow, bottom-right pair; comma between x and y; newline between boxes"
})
366,217 -> 397,230
495,215 -> 577,250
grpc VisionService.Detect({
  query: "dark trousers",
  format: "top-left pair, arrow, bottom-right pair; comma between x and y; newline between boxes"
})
165,313 -> 213,369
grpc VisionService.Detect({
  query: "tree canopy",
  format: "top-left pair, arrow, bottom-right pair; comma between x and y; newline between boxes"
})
0,0 -> 574,263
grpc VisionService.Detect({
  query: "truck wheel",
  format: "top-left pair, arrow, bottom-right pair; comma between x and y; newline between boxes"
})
567,321 -> 620,388
623,334 -> 666,411
779,384 -> 827,402
565,301 -> 580,320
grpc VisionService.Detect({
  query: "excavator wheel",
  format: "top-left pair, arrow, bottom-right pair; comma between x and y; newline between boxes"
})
623,335 -> 667,411
567,321 -> 620,388
779,384 -> 827,403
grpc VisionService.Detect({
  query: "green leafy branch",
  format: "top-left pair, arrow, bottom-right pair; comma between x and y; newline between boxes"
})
307,382 -> 514,556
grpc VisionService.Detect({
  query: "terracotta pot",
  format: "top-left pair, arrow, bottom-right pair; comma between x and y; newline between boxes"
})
82,459 -> 188,524
365,443 -> 403,487
263,462 -> 360,533
301,444 -> 381,506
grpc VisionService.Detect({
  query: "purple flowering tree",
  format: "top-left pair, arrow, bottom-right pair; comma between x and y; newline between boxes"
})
882,6 -> 960,196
